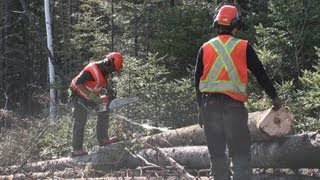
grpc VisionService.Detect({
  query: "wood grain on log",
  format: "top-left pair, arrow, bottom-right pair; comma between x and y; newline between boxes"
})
248,107 -> 294,141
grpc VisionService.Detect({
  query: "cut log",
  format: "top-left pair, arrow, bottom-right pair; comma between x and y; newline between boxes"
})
248,107 -> 294,141
0,108 -> 295,174
134,107 -> 294,146
139,131 -> 320,169
0,143 -> 141,174
2,131 -> 319,175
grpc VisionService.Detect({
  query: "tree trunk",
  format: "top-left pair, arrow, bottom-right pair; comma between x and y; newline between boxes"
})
248,107 -> 294,141
0,143 -> 140,174
139,131 -> 320,169
135,107 -> 294,147
2,131 -> 319,174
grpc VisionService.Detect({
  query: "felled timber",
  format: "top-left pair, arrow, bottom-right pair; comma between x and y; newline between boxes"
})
248,107 -> 294,141
1,131 -> 319,175
135,107 -> 294,146
0,108 -> 296,174
139,131 -> 320,169
0,143 -> 140,174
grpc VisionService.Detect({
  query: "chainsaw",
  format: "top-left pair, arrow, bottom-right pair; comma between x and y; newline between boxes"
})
94,97 -> 139,112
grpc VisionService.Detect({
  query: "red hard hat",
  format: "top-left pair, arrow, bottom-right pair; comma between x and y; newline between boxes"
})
214,5 -> 239,27
107,52 -> 123,72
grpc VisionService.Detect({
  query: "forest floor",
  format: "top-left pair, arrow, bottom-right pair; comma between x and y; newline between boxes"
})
1,109 -> 320,179
2,167 -> 320,179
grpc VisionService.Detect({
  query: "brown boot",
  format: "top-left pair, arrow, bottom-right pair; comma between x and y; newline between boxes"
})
99,136 -> 119,146
71,149 -> 88,157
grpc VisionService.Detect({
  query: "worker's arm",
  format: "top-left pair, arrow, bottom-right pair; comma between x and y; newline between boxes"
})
194,47 -> 204,108
246,44 -> 277,99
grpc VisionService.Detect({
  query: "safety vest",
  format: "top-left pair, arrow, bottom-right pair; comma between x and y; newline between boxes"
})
70,62 -> 107,100
199,35 -> 248,102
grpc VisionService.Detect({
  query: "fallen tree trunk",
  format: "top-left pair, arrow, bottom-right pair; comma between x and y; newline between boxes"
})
0,143 -> 140,174
139,131 -> 320,169
248,107 -> 294,141
135,107 -> 294,147
2,131 -> 319,175
0,107 -> 295,174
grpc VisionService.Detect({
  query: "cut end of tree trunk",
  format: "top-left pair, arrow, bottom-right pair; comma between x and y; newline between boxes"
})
258,107 -> 294,138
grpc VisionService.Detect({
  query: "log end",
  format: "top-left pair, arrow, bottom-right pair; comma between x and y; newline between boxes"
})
259,107 -> 294,138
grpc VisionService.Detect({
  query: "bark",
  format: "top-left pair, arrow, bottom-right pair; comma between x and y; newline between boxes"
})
0,143 -> 140,174
1,174 -> 319,180
143,143 -> 195,179
139,131 -> 320,169
135,107 -> 294,147
2,131 -> 319,175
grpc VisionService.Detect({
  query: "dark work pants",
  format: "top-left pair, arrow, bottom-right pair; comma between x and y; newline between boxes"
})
72,96 -> 109,150
202,93 -> 251,180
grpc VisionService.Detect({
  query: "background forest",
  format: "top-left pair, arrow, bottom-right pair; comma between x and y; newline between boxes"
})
0,0 -> 320,166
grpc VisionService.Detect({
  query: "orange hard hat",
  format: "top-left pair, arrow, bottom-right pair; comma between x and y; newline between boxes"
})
107,52 -> 123,72
213,5 -> 240,28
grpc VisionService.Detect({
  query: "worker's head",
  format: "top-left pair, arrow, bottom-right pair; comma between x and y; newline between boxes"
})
102,52 -> 124,73
213,5 -> 241,33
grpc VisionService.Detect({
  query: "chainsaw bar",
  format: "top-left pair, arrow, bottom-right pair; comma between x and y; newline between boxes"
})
95,97 -> 139,112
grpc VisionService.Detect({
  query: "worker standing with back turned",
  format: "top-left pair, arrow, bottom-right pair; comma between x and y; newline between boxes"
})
194,4 -> 282,180
68,52 -> 124,157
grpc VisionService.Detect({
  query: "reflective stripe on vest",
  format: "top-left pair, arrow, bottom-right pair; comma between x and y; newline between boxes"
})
86,63 -> 103,92
199,37 -> 247,96
70,63 -> 106,99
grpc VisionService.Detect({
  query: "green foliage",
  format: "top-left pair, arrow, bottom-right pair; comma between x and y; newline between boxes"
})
114,53 -> 197,131
38,113 -> 99,159
149,4 -> 213,78
38,115 -> 73,159
253,0 -> 320,83
294,48 -> 320,132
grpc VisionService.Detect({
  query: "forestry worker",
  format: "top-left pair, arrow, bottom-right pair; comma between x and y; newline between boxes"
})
194,4 -> 282,180
68,52 -> 123,157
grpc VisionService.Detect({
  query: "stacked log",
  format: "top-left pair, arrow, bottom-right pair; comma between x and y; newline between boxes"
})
4,107 -> 317,179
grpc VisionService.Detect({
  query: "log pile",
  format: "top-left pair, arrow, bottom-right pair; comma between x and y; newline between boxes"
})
1,107 -> 319,179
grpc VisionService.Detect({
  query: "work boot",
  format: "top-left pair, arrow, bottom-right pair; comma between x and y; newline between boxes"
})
71,149 -> 88,157
99,136 -> 119,146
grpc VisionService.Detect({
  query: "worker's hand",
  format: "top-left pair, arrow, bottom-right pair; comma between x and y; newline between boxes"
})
88,92 -> 102,105
272,96 -> 282,111
100,95 -> 110,104
198,108 -> 204,128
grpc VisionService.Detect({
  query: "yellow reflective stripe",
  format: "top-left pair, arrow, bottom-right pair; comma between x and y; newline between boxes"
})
206,55 -> 222,81
199,81 -> 247,95
226,37 -> 240,52
210,38 -> 241,81
201,37 -> 245,95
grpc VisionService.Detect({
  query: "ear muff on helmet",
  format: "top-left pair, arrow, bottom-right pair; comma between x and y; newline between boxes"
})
231,15 -> 242,29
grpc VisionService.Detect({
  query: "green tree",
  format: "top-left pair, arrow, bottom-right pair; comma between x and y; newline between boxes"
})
294,47 -> 320,132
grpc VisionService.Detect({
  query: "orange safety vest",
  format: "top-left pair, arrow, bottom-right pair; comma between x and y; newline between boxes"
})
199,35 -> 248,102
70,62 -> 107,100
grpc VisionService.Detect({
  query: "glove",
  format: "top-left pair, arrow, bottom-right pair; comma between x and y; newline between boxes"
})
88,92 -> 102,105
100,95 -> 110,104
272,96 -> 282,111
198,107 -> 204,128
